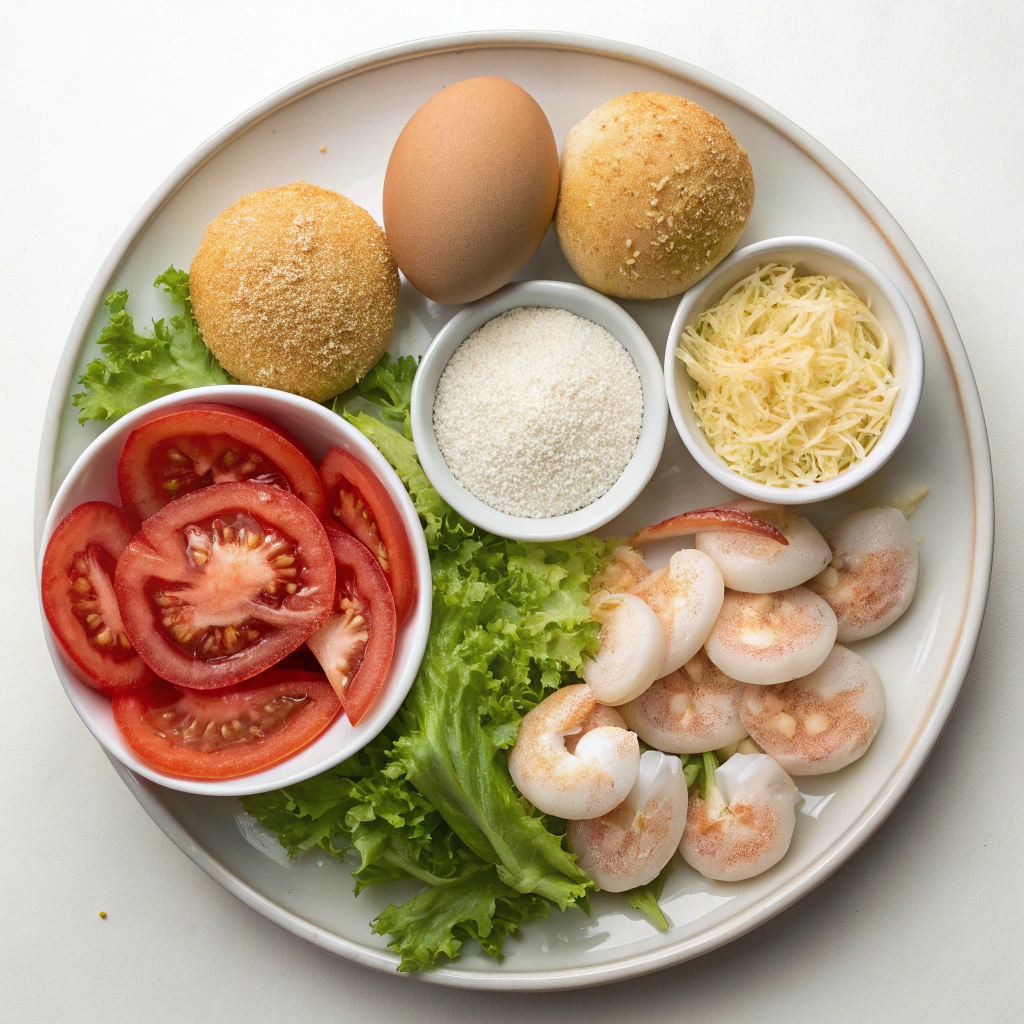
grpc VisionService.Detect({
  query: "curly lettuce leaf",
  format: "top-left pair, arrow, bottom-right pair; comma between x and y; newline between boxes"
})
72,267 -> 233,423
373,868 -> 551,972
394,539 -> 604,908
332,353 -> 417,439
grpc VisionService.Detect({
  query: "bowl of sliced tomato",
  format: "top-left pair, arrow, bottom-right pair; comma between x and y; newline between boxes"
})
38,386 -> 432,796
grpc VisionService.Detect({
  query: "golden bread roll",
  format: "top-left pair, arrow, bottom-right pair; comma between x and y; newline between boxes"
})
190,182 -> 398,402
555,92 -> 754,300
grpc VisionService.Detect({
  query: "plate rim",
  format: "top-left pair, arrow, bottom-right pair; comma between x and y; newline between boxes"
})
34,29 -> 995,991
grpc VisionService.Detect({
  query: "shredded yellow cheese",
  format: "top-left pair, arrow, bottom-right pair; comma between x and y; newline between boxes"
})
677,264 -> 898,487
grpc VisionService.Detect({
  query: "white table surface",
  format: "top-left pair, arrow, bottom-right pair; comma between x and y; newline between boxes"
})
3,1 -> 1021,1018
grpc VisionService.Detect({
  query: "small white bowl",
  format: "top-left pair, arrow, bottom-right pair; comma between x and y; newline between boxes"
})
38,385 -> 432,797
410,280 -> 668,541
665,236 -> 924,504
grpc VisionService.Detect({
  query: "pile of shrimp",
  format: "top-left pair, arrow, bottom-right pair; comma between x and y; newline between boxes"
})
509,500 -> 920,892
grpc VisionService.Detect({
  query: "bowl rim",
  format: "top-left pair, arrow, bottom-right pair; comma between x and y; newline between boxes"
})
410,278 -> 668,541
664,234 -> 925,504
37,384 -> 433,797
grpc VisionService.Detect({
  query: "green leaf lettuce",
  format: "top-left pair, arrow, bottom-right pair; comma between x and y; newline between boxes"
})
72,267 -> 233,423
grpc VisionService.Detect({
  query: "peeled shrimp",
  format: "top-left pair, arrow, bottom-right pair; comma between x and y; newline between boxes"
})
630,549 -> 724,676
695,500 -> 831,593
740,644 -> 885,775
679,752 -> 798,882
705,587 -> 837,686
620,650 -> 747,755
569,750 -> 688,892
806,507 -> 919,642
582,592 -> 665,705
508,684 -> 640,819
591,545 -> 651,595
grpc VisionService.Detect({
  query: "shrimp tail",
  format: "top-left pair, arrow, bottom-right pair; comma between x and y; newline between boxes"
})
631,505 -> 789,546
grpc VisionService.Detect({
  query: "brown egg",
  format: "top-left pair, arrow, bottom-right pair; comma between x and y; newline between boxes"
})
383,77 -> 559,305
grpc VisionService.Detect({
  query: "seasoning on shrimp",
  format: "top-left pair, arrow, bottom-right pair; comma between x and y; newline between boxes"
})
680,752 -> 798,881
569,751 -> 688,892
507,685 -> 640,819
806,506 -> 919,641
678,264 -> 898,487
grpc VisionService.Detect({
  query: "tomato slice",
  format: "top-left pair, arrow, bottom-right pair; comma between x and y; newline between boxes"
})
320,447 -> 416,625
114,481 -> 335,689
113,670 -> 340,779
117,404 -> 326,521
306,528 -> 397,725
275,644 -> 323,674
41,501 -> 153,693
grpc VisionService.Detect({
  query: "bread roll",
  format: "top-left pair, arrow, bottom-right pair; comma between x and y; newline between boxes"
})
555,93 -> 754,300
190,182 -> 399,402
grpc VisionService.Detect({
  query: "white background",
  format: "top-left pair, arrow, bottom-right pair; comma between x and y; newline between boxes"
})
2,1 -> 1021,1019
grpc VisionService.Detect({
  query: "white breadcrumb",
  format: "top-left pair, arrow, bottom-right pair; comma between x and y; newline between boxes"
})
433,307 -> 643,518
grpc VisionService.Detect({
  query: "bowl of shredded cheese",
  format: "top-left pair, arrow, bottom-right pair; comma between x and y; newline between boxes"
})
411,279 -> 667,541
665,236 -> 923,503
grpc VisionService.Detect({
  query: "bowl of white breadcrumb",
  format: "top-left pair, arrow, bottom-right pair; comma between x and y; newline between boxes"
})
410,279 -> 667,541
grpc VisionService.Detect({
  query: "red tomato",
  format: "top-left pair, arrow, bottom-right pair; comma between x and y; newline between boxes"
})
113,670 -> 340,779
41,502 -> 153,693
115,481 -> 336,689
117,404 -> 325,521
306,529 -> 397,725
274,644 -> 323,674
320,447 -> 416,624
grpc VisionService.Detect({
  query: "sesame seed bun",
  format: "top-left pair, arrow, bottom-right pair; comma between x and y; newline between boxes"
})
189,182 -> 399,402
555,92 -> 754,300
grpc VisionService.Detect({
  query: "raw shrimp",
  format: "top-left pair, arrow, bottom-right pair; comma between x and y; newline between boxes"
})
630,549 -> 724,676
582,592 -> 665,705
704,587 -> 837,686
806,507 -> 919,642
620,650 -> 747,755
508,684 -> 640,819
679,752 -> 798,882
695,500 -> 831,593
740,644 -> 885,775
569,751 -> 688,892
591,545 -> 651,594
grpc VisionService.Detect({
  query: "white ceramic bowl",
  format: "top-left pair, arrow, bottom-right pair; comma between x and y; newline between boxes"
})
665,236 -> 924,504
38,385 -> 432,796
410,280 -> 668,541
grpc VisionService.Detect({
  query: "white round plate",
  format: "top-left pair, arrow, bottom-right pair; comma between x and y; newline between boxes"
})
34,32 -> 993,991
